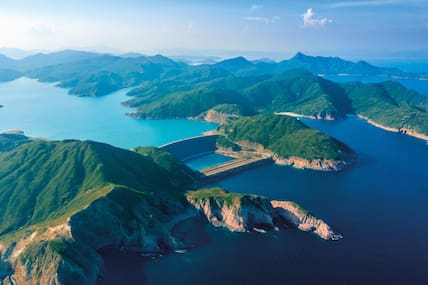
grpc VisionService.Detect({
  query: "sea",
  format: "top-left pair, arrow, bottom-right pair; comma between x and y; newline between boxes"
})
0,73 -> 427,284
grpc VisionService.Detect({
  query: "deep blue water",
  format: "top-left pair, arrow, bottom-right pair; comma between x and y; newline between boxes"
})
184,153 -> 235,171
137,115 -> 428,285
0,78 -> 217,149
1,77 -> 428,284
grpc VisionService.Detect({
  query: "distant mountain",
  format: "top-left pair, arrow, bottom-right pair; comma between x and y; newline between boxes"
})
278,52 -> 416,77
0,47 -> 38,59
16,49 -> 101,71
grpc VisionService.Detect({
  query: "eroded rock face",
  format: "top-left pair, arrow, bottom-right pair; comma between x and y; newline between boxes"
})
186,190 -> 342,240
0,189 -> 191,285
274,156 -> 349,171
186,195 -> 274,232
271,201 -> 343,241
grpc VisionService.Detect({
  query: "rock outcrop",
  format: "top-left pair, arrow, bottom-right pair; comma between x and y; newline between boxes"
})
194,109 -> 240,125
271,201 -> 343,240
0,188 -> 193,285
274,155 -> 350,171
186,188 -> 342,240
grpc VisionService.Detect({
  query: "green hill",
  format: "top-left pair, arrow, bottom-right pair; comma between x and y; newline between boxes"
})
0,133 -> 30,152
131,88 -> 250,119
0,140 -> 180,236
241,69 -> 352,118
344,81 -> 428,136
220,114 -> 354,162
0,139 -> 200,284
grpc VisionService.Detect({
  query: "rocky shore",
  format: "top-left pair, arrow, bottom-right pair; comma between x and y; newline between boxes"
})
357,115 -> 428,141
217,139 -> 353,172
186,188 -> 342,241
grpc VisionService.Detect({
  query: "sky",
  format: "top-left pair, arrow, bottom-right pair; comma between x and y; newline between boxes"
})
0,0 -> 427,60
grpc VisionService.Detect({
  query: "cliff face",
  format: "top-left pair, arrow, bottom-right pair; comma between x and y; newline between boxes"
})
271,201 -> 343,240
0,188 -> 191,285
274,155 -> 349,171
186,188 -> 342,240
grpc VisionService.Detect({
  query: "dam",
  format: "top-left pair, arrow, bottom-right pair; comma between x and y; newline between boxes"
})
160,134 -> 273,184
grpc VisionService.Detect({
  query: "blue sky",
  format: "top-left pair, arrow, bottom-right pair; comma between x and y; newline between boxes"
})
0,0 -> 427,59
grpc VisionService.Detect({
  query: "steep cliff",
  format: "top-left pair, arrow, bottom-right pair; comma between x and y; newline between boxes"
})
186,188 -> 342,240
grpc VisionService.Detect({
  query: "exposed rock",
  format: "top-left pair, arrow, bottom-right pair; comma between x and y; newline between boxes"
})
271,201 -> 343,240
0,188 -> 193,285
186,188 -> 342,240
194,109 -> 240,125
274,155 -> 350,171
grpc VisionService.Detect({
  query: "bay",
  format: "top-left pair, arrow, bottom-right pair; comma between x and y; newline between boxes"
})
0,77 -> 217,149
138,116 -> 428,285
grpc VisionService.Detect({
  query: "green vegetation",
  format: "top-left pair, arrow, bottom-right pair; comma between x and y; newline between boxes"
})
133,88 -> 249,119
222,114 -> 354,161
344,81 -> 428,136
211,103 -> 248,116
134,146 -> 199,187
0,140 -> 189,237
216,135 -> 241,151
241,70 -> 353,117
186,188 -> 247,207
0,133 -> 30,152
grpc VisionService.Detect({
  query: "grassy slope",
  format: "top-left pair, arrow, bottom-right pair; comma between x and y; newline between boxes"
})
242,70 -> 352,117
0,134 -> 30,152
134,146 -> 199,187
0,140 -> 180,237
221,114 -> 354,161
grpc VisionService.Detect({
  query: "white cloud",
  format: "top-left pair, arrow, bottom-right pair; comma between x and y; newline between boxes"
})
251,4 -> 263,10
302,8 -> 331,28
244,16 -> 279,24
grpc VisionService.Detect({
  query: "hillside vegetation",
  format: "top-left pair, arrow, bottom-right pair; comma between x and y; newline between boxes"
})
344,81 -> 428,136
221,114 -> 354,161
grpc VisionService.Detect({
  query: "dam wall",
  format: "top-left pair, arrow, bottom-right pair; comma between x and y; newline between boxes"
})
160,135 -> 219,161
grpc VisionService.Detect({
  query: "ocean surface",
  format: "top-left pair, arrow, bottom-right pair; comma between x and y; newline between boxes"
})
130,115 -> 427,285
0,78 -> 217,149
1,76 -> 428,284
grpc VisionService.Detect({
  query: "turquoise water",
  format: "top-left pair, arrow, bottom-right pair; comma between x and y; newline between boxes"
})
184,153 -> 235,170
0,78 -> 217,149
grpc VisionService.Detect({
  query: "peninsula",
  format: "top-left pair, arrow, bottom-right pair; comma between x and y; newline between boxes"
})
0,139 -> 342,284
216,114 -> 355,171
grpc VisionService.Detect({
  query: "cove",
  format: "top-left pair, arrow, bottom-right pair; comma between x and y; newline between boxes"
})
0,77 -> 217,149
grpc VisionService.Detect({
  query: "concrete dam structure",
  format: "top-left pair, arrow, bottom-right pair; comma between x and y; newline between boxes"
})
161,135 -> 273,184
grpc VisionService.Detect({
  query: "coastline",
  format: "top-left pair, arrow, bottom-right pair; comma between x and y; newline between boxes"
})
216,140 -> 353,172
275,111 -> 428,142
357,115 -> 428,142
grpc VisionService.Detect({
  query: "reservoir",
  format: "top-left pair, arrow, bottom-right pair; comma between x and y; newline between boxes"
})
0,77 -> 427,284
